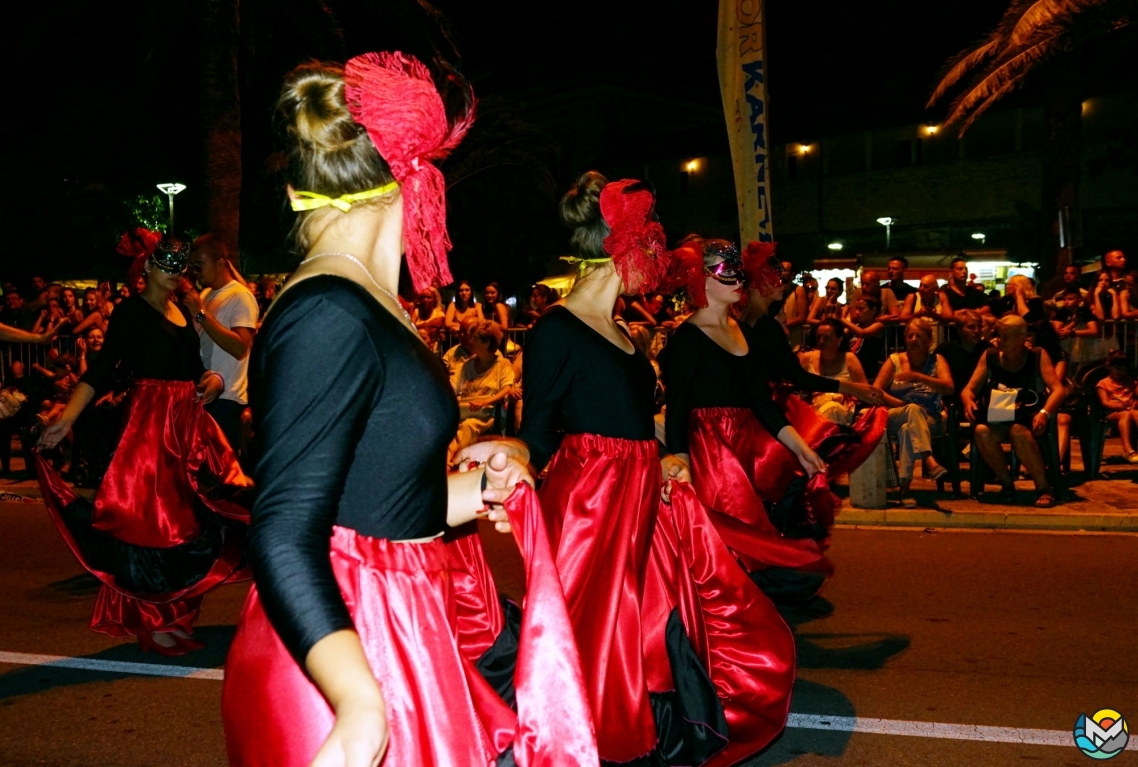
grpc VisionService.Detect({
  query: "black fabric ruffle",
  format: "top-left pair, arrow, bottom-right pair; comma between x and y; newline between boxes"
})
57,496 -> 244,594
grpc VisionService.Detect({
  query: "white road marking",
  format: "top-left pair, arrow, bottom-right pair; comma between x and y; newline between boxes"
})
1,650 -> 1076,746
787,714 -> 1070,746
0,651 -> 223,681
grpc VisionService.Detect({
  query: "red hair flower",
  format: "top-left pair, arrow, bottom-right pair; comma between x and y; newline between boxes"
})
658,241 -> 708,308
344,52 -> 475,292
742,240 -> 781,295
599,180 -> 669,294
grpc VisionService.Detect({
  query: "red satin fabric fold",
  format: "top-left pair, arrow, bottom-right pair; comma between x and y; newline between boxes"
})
93,379 -> 251,547
643,482 -> 796,766
223,485 -> 597,767
34,380 -> 252,637
689,403 -> 886,573
540,434 -> 660,762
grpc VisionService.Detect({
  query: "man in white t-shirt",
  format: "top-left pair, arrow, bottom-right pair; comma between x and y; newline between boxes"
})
184,234 -> 258,453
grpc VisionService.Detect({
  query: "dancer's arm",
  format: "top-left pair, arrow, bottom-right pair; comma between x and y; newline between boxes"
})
37,383 -> 96,448
305,631 -> 389,767
0,320 -> 61,345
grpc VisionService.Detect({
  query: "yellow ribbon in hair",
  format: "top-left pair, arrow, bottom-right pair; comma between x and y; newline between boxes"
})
560,254 -> 613,276
290,181 -> 400,212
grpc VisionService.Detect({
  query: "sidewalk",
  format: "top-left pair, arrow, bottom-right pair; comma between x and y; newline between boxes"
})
4,439 -> 1137,532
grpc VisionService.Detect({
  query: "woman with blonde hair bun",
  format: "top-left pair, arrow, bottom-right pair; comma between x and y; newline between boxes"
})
222,53 -> 594,767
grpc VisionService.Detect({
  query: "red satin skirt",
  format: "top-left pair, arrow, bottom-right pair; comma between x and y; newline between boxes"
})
35,379 -> 251,636
689,402 -> 884,578
541,433 -> 795,764
223,484 -> 597,767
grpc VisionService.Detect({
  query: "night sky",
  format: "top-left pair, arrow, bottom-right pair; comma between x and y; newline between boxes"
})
4,0 -> 1010,278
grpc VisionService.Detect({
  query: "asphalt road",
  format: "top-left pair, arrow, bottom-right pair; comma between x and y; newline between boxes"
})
1,502 -> 1135,767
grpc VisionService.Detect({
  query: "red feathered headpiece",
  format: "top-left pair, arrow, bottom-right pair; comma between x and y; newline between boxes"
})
742,240 -> 782,295
344,52 -> 475,292
116,227 -> 162,286
658,241 -> 707,308
599,180 -> 669,294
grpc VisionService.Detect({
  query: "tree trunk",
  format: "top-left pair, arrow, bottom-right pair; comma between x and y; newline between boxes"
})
199,0 -> 242,258
1039,62 -> 1083,286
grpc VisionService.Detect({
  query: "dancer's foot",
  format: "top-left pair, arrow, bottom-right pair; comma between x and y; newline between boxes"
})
171,629 -> 205,651
138,632 -> 191,657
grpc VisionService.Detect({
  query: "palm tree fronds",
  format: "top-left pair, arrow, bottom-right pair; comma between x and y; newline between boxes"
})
1007,0 -> 1110,48
944,35 -> 1066,129
927,40 -> 1001,106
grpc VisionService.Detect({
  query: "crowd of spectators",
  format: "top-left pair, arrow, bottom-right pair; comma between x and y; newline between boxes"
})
5,247 -> 1138,511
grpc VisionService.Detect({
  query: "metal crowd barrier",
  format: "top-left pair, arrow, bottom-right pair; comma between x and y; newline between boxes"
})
1,337 -> 79,386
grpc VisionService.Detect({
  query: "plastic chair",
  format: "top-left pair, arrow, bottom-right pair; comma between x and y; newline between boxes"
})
1076,363 -> 1111,478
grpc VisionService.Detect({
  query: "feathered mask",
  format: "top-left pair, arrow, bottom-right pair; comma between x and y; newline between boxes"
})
116,227 -> 163,286
599,180 -> 669,294
344,51 -> 475,292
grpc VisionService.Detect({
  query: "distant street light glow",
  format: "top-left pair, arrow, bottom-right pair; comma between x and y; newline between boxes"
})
157,183 -> 187,231
684,159 -> 700,173
827,242 -> 843,251
877,217 -> 895,250
797,144 -> 811,155
972,233 -> 986,244
925,125 -> 939,136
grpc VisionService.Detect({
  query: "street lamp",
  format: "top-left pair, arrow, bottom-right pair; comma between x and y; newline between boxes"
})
971,232 -> 986,244
827,242 -> 843,251
876,217 -> 895,250
156,183 -> 187,232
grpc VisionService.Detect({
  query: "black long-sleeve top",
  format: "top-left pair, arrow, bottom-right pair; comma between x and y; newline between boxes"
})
749,315 -> 842,395
80,295 -> 206,394
662,321 -> 791,455
517,306 -> 657,468
248,276 -> 457,664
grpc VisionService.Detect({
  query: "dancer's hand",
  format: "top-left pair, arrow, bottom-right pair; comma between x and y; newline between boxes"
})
309,699 -> 389,767
659,454 -> 690,504
795,446 -> 827,477
454,438 -> 530,469
842,381 -> 883,406
480,451 -> 534,534
196,372 -> 224,404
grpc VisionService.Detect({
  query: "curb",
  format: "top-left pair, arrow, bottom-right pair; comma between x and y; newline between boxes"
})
837,507 -> 1138,532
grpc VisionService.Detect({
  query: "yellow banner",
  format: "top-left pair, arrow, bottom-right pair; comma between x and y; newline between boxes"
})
717,0 -> 773,243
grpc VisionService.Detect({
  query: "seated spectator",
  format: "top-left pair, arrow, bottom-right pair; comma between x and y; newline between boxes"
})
445,279 -> 482,333
1096,352 -> 1138,464
482,282 -> 511,328
411,288 -> 446,351
962,315 -> 1064,508
935,309 -> 990,406
442,315 -> 479,378
807,277 -> 845,327
842,294 -> 888,383
799,318 -> 869,425
1090,270 -> 1121,344
523,284 -> 557,327
0,361 -> 38,477
449,321 -> 515,459
873,317 -> 953,506
995,275 -> 1045,320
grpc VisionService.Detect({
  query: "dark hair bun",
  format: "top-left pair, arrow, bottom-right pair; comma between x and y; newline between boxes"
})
560,171 -> 607,229
560,171 -> 610,260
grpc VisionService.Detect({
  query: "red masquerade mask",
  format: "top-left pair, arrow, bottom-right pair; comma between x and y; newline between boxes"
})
344,52 -> 475,293
599,180 -> 669,294
742,240 -> 782,295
